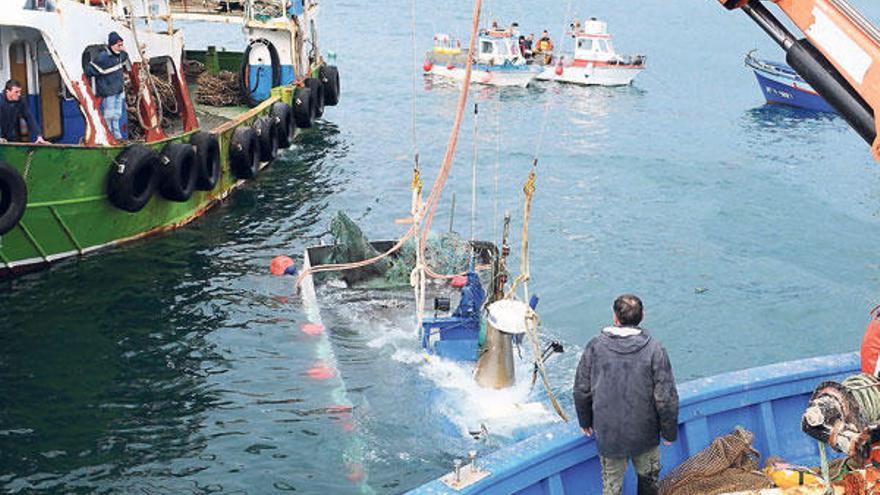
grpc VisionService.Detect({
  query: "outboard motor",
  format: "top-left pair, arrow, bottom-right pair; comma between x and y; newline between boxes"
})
474,299 -> 530,389
802,374 -> 880,465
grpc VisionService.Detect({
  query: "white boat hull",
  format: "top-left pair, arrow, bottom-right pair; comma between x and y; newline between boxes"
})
427,66 -> 537,87
536,64 -> 643,86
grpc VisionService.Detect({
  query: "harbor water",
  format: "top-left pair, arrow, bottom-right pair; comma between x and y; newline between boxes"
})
4,0 -> 880,493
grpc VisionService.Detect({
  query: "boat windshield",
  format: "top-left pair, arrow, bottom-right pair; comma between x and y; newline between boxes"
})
577,38 -> 593,51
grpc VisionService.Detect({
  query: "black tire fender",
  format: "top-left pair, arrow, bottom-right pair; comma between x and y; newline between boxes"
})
190,131 -> 221,191
158,142 -> 198,202
270,101 -> 294,148
304,77 -> 324,119
293,86 -> 313,129
229,126 -> 259,179
253,116 -> 278,162
320,65 -> 340,106
107,145 -> 160,213
0,161 -> 27,235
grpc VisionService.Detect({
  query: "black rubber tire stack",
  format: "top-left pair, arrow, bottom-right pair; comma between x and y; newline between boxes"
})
293,86 -> 314,129
229,126 -> 260,180
158,143 -> 198,202
0,161 -> 27,235
107,145 -> 160,213
190,132 -> 221,191
253,116 -> 279,162
320,65 -> 340,106
270,102 -> 294,148
304,77 -> 324,119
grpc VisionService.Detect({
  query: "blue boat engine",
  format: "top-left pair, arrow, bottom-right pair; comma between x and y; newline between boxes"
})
420,272 -> 485,361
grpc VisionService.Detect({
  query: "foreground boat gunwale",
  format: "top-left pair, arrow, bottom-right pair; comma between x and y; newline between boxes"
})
409,352 -> 859,494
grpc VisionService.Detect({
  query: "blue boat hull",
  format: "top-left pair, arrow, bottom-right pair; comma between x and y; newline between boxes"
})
409,352 -> 859,494
752,68 -> 836,113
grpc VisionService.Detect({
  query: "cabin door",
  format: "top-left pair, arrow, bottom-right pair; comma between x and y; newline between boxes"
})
36,41 -> 62,140
9,42 -> 28,95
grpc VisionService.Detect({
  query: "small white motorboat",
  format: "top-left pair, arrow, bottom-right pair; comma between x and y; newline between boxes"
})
425,29 -> 540,88
536,18 -> 645,86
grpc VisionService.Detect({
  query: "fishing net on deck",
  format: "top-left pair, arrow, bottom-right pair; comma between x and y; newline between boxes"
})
195,70 -> 243,107
659,427 -> 773,495
325,212 -> 474,287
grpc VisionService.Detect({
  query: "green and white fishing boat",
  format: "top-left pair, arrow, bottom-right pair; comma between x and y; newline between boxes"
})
0,0 -> 340,276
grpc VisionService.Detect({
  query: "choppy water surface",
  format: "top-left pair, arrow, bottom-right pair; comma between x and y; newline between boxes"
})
5,0 -> 880,493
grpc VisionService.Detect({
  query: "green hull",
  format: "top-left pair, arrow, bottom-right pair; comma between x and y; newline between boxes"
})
0,87 -> 295,276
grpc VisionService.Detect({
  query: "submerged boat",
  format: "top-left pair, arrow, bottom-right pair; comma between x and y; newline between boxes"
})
0,0 -> 340,277
745,50 -> 836,113
410,352 -> 859,494
424,30 -> 540,88
536,18 -> 645,86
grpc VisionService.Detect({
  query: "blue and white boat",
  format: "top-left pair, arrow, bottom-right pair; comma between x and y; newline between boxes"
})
409,352 -> 859,494
745,50 -> 836,113
425,30 -> 541,88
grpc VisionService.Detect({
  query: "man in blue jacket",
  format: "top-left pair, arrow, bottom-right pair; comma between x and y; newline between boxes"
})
87,32 -> 130,141
0,80 -> 46,144
574,294 -> 679,495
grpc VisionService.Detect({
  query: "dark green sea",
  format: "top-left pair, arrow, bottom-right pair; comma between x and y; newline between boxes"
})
4,0 -> 880,493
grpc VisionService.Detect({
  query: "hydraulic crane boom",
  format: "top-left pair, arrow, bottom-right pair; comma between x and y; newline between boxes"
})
721,0 -> 880,160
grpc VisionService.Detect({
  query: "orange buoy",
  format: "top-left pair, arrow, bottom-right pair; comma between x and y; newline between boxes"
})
555,64 -> 564,76
446,63 -> 455,70
301,322 -> 325,336
270,255 -> 296,276
307,362 -> 336,380
423,61 -> 433,72
451,275 -> 468,288
347,463 -> 366,483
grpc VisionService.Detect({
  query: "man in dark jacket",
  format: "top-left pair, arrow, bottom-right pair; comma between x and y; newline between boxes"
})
0,80 -> 46,143
574,294 -> 679,495
87,31 -> 129,141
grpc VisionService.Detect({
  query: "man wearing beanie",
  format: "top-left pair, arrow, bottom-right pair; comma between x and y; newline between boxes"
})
86,32 -> 130,141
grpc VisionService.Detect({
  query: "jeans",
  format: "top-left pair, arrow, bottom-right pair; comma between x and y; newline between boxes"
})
600,446 -> 660,495
101,92 -> 124,140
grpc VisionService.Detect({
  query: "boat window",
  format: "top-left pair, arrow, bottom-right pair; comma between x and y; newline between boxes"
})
606,40 -> 615,52
577,38 -> 593,51
481,40 -> 493,54
598,40 -> 609,52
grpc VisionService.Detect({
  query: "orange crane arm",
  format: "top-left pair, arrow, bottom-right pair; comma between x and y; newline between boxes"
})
720,0 -> 880,160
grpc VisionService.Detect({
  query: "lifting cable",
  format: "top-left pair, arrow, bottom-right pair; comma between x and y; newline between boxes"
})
294,0 -> 483,289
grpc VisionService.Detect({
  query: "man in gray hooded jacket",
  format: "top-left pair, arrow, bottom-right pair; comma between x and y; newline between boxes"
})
574,294 -> 679,495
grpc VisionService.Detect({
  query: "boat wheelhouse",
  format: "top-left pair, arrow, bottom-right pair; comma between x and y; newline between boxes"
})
537,18 -> 645,86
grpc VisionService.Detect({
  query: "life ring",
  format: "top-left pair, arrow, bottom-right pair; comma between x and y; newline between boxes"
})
270,102 -> 294,148
239,38 -> 281,108
190,131 -> 220,191
304,77 -> 324,119
107,145 -> 160,213
320,65 -> 340,106
158,142 -> 198,202
0,161 -> 27,235
229,126 -> 259,179
253,116 -> 278,162
293,86 -> 314,129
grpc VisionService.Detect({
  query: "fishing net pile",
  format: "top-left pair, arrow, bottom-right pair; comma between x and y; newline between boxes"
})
325,212 -> 473,287
195,70 -> 243,107
123,71 -> 181,141
659,428 -> 773,495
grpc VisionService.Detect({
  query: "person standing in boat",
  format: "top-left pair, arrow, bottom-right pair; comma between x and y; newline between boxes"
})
574,294 -> 679,495
535,31 -> 554,64
86,32 -> 130,141
0,80 -> 47,144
